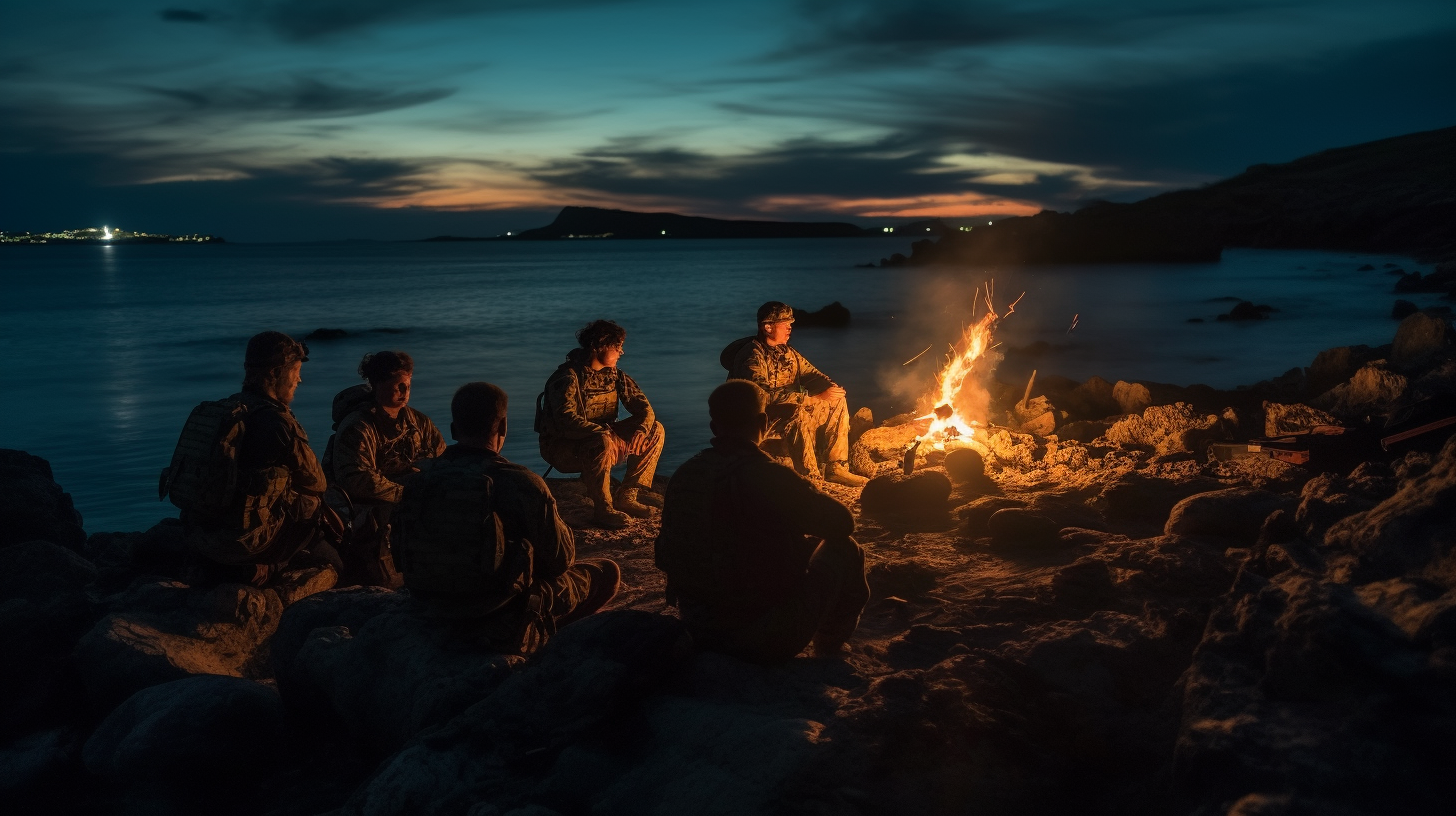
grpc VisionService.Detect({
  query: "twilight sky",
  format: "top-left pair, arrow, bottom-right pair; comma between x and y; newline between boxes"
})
2,0 -> 1453,241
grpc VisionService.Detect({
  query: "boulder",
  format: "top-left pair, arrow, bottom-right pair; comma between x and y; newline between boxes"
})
1112,381 -> 1152,415
0,541 -> 99,734
860,471 -> 952,521
1058,419 -> 1113,443
792,301 -> 851,327
1392,299 -> 1419,320
1103,403 -> 1226,455
1390,311 -> 1453,370
849,423 -> 920,478
987,508 -> 1064,548
1261,401 -> 1339,437
1066,376 -> 1120,419
1306,344 -> 1382,399
82,675 -> 286,790
1164,488 -> 1294,541
0,450 -> 86,551
1311,361 -> 1408,419
72,581 -> 283,711
346,611 -> 693,815
849,407 -> 874,446
943,448 -> 989,486
270,587 -> 408,708
1215,301 -> 1273,321
287,607 -> 521,752
959,495 -> 1027,536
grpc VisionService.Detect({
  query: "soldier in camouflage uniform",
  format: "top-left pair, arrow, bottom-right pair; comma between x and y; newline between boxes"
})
654,380 -> 870,663
396,382 -> 620,652
723,302 -> 867,487
329,351 -> 446,587
537,320 -> 666,529
183,331 -> 341,585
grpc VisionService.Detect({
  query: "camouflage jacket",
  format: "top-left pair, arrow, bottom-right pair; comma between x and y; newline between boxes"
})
726,338 -> 834,407
226,390 -> 327,542
538,347 -> 655,441
331,404 -> 446,505
654,436 -> 854,619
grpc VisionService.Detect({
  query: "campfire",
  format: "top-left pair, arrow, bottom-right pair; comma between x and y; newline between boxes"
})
902,284 -> 1021,473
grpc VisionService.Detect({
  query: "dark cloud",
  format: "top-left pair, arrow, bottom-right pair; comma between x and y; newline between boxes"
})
250,0 -> 629,42
136,76 -> 454,119
775,0 -> 1295,66
159,8 -> 212,23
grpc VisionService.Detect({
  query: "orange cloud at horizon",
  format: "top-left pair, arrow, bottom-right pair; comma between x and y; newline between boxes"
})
752,192 -> 1043,219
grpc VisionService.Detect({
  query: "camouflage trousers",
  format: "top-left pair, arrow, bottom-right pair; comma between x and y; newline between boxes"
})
767,395 -> 851,478
540,419 -> 665,506
418,561 -> 608,655
682,536 -> 870,664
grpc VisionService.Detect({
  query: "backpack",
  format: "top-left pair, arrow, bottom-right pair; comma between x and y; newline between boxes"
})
159,396 -> 252,518
720,336 -> 756,372
393,454 -> 532,614
323,384 -> 375,476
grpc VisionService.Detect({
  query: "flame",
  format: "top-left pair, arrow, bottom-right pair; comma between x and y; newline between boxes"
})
912,284 -> 1022,451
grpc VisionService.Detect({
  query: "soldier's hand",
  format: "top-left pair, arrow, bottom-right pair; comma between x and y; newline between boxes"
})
605,432 -> 628,464
813,385 -> 847,402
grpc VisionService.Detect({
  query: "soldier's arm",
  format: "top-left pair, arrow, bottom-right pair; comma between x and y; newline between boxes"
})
547,371 -> 612,439
791,349 -> 835,396
754,462 -> 854,540
526,473 -> 576,579
730,343 -> 799,406
332,420 -> 403,504
421,415 -> 447,458
617,372 -> 656,428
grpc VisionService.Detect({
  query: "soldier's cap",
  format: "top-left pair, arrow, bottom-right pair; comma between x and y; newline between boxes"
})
756,301 -> 794,325
245,331 -> 309,368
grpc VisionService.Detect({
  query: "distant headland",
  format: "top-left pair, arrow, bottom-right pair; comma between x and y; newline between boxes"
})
0,227 -> 224,245
423,206 -> 905,241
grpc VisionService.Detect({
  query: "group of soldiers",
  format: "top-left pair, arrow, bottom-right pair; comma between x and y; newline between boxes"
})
165,301 -> 871,662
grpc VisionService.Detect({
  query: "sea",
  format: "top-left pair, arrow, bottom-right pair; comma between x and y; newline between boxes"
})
1,238 -> 1445,533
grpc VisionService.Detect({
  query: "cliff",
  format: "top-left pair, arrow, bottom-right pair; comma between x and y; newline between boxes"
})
510,206 -> 871,240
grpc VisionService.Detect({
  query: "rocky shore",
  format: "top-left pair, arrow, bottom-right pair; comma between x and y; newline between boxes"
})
3,310 -> 1454,816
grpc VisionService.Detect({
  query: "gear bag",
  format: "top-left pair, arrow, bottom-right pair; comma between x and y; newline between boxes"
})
159,396 -> 252,518
393,455 -> 532,615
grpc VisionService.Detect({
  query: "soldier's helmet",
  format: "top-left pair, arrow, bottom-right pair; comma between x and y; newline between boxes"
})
245,331 -> 309,369
756,301 -> 794,325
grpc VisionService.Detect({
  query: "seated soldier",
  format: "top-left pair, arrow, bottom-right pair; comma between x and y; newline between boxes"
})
328,351 -> 446,587
654,380 -> 871,663
395,382 -> 621,653
722,301 -> 867,487
536,319 -> 666,529
165,331 -> 343,586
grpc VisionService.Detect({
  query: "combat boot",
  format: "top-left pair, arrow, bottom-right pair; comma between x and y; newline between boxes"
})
592,501 -> 631,530
824,461 -> 868,488
614,487 -> 656,518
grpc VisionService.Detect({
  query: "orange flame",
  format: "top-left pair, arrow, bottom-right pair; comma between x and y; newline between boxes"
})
914,283 -> 1022,448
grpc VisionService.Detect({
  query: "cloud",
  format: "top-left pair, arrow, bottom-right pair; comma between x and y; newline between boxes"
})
159,8 -> 212,23
247,0 -> 631,41
136,76 -> 454,119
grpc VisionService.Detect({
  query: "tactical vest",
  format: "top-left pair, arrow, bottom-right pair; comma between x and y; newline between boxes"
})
537,363 -> 621,435
393,452 -> 532,612
160,393 -> 294,563
322,383 -> 374,476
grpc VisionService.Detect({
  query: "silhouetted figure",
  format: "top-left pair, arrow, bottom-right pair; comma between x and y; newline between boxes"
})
655,380 -> 870,662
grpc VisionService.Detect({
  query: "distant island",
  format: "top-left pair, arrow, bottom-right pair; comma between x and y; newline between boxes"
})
878,124 -> 1456,267
424,206 -> 891,241
0,227 -> 224,245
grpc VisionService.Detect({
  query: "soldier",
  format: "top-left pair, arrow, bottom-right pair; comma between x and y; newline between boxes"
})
654,380 -> 870,663
723,301 -> 867,487
395,382 -> 621,653
163,331 -> 343,586
536,320 -> 666,529
328,351 -> 446,587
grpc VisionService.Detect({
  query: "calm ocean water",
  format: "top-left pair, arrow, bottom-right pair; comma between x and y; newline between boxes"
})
1,238 -> 1443,532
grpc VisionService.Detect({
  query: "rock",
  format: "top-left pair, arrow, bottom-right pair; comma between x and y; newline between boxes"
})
1311,361 -> 1408,419
1050,558 -> 1117,606
1057,419 -> 1113,443
1216,301 -> 1274,321
1358,263 -> 1376,271
849,407 -> 874,446
304,327 -> 350,340
1011,396 -> 1056,436
287,607 -> 522,752
0,727 -> 82,798
271,587 -> 408,707
0,541 -> 99,734
1066,376 -> 1120,419
849,423 -> 920,478
1103,403 -> 1226,454
0,449 -> 86,551
1261,401 -> 1338,437
943,448 -> 989,485
1164,488 -> 1294,541
792,301 -> 851,327
1306,344 -> 1383,399
72,582 -> 284,711
346,611 -> 693,815
1392,299 -> 1419,320
1112,381 -> 1152,415
1390,311 -> 1453,370
958,495 -> 1027,536
860,471 -> 952,521
1093,473 -> 1216,523
868,557 -> 939,600
987,508 -> 1063,547
82,675 -> 286,790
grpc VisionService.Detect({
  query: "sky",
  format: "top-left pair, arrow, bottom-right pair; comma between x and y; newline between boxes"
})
2,0 -> 1453,242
